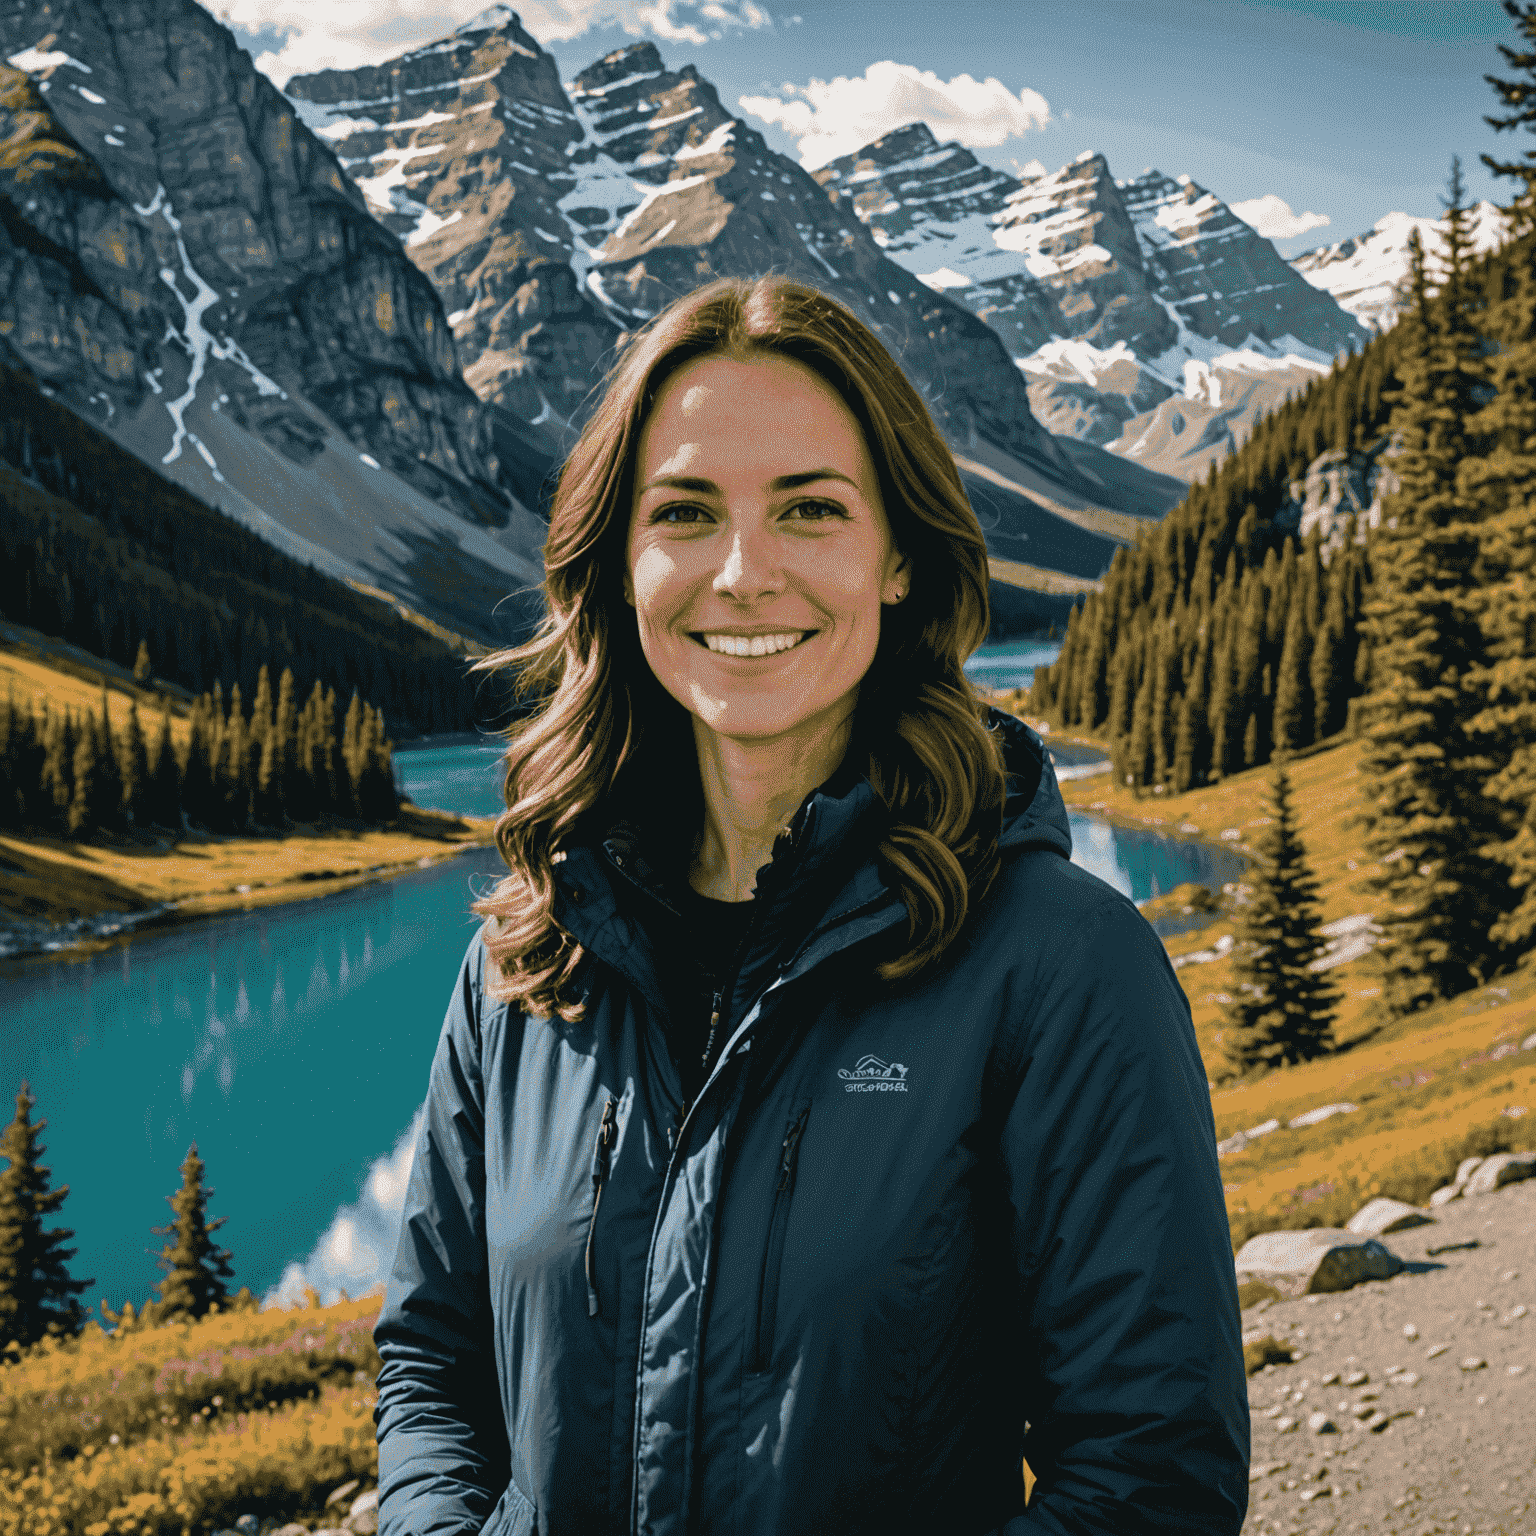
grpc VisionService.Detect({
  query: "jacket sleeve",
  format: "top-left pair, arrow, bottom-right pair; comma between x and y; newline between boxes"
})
373,935 -> 511,1536
994,895 -> 1250,1535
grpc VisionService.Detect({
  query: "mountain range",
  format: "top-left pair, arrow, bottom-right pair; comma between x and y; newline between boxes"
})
0,1 -> 1504,651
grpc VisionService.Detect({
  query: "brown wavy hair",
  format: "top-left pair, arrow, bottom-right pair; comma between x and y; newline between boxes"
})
472,275 -> 1012,1021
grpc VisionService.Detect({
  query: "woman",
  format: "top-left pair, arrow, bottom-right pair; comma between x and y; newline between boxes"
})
373,277 -> 1249,1536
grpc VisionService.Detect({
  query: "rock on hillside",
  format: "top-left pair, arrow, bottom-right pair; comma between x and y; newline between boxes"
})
1291,201 -> 1511,334
814,131 -> 1370,483
0,0 -> 550,649
285,19 -> 1188,568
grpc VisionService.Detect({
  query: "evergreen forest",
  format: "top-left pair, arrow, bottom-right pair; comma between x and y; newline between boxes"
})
0,669 -> 397,839
1028,152 -> 1536,1020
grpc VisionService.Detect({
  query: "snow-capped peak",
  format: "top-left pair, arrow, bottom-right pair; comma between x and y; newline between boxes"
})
1291,200 -> 1512,332
455,5 -> 519,33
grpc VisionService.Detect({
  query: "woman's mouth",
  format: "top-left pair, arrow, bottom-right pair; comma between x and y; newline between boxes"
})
689,630 -> 817,659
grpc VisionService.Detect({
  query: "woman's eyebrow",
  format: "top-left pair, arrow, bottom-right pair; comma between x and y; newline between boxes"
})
637,468 -> 858,495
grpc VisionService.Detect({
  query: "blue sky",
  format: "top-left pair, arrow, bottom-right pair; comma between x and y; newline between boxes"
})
223,0 -> 1523,257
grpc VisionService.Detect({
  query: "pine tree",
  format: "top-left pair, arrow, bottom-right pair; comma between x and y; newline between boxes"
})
67,712 -> 98,840
122,699 -> 150,826
1310,544 -> 1351,741
1127,631 -> 1156,792
41,709 -> 71,835
181,694 -> 214,830
342,690 -> 364,818
1464,238 -> 1536,956
1272,591 -> 1313,755
221,683 -> 249,832
148,1142 -> 236,1322
1220,765 -> 1340,1078
249,666 -> 275,825
148,700 -> 181,831
0,1083 -> 94,1349
1209,611 -> 1237,778
1355,167 -> 1510,1016
1483,0 -> 1536,235
93,689 -> 123,833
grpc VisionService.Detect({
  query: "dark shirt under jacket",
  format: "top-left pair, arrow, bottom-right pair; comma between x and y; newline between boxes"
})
663,882 -> 759,1100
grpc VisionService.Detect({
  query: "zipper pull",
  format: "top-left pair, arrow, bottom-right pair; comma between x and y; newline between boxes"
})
777,1110 -> 808,1192
700,988 -> 723,1073
585,1096 -> 618,1318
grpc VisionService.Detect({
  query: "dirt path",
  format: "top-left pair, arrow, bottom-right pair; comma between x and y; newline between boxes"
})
1242,1178 -> 1535,1535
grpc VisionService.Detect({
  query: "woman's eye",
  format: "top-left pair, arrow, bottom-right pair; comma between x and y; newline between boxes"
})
651,501 -> 845,525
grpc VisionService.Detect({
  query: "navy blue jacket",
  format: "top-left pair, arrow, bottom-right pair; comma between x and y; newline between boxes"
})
373,708 -> 1249,1536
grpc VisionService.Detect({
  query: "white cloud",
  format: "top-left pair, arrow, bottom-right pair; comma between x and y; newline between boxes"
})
739,60 -> 1049,171
260,1105 -> 424,1309
1230,193 -> 1331,241
209,0 -> 770,87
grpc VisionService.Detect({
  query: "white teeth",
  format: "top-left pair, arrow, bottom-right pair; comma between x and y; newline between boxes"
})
701,631 -> 807,657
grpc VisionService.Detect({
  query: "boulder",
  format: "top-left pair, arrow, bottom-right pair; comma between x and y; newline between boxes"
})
1234,1228 -> 1403,1298
1462,1151 -> 1536,1196
1428,1184 -> 1463,1207
1455,1156 -> 1486,1185
1345,1197 -> 1435,1237
1287,1102 -> 1358,1129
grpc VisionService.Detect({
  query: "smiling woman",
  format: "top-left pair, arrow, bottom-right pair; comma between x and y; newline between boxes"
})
371,277 -> 1250,1536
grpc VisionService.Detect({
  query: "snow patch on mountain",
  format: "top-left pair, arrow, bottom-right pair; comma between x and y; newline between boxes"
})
1291,201 -> 1511,332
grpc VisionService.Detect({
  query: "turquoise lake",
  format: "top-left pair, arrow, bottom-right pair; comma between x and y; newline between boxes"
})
0,638 -> 1241,1316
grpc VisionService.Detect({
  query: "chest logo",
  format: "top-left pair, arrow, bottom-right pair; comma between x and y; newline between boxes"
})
838,1054 -> 909,1093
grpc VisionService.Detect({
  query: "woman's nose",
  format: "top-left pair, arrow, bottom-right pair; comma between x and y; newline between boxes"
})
714,516 -> 782,594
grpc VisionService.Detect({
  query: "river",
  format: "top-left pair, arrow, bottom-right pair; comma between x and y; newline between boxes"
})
0,639 -> 1241,1316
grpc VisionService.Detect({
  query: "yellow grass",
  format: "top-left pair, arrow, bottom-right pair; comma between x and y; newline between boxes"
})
1,627 -> 191,739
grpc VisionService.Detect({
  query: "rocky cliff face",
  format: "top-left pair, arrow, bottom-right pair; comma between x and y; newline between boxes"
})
286,22 -> 1188,536
814,128 -> 1372,482
282,7 -> 619,455
0,0 -> 550,648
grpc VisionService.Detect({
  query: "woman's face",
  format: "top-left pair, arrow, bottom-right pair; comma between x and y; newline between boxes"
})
624,351 -> 908,749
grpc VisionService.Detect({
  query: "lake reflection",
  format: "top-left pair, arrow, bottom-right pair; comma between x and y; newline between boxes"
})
0,851 -> 503,1318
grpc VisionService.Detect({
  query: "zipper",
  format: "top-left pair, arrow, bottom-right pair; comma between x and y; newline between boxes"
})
701,987 -> 724,1079
750,1106 -> 810,1374
585,1095 -> 618,1318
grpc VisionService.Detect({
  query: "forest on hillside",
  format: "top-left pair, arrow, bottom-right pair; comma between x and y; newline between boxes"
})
0,366 -> 490,740
1030,130 -> 1536,1020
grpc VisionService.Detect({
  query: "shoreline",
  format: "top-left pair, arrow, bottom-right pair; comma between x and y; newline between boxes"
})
0,810 -> 498,968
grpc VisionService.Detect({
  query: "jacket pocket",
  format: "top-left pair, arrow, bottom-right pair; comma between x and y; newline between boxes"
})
478,1478 -> 537,1536
585,1095 -> 618,1318
750,1104 -> 810,1374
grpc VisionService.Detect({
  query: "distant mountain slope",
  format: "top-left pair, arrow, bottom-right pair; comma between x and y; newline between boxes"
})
813,128 -> 1371,484
1291,201 -> 1511,333
285,13 -> 1187,609
0,2 -> 551,649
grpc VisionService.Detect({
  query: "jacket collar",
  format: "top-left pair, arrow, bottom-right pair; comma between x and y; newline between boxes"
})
551,705 -> 1073,1007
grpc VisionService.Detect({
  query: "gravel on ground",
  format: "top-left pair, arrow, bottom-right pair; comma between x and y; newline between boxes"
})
1241,1178 -> 1535,1536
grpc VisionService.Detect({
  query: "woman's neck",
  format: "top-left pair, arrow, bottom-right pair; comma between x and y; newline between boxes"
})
688,716 -> 854,901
